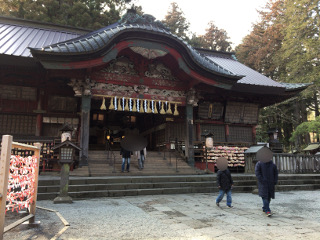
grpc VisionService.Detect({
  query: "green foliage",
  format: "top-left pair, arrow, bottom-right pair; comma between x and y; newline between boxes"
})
235,0 -> 320,150
200,21 -> 232,52
0,0 -> 132,29
290,116 -> 320,142
235,0 -> 285,79
162,2 -> 190,40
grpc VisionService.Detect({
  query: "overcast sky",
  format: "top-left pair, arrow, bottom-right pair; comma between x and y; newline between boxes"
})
135,0 -> 268,47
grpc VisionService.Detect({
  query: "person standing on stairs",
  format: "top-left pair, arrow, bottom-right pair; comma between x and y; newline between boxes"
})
120,148 -> 132,172
135,147 -> 147,170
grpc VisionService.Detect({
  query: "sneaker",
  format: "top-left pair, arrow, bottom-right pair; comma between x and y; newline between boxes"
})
266,211 -> 272,217
227,205 -> 233,208
216,202 -> 220,207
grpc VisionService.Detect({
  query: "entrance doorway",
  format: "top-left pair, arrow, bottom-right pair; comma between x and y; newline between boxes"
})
89,98 -> 169,151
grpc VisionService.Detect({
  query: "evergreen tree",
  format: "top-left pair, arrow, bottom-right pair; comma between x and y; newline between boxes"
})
279,0 -> 320,147
201,21 -> 232,52
0,0 -> 132,29
162,2 -> 190,40
235,0 -> 318,150
236,0 -> 285,79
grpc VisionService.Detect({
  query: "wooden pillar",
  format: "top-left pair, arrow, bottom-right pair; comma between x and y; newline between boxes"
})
185,104 -> 194,166
225,124 -> 230,142
35,114 -> 43,136
34,91 -> 45,136
79,95 -> 91,166
252,125 -> 257,143
0,135 -> 12,240
196,123 -> 201,141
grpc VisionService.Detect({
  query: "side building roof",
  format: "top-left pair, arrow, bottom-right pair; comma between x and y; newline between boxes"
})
0,16 -> 87,58
196,49 -> 311,93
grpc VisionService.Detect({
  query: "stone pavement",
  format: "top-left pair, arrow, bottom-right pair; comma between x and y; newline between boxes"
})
4,190 -> 320,240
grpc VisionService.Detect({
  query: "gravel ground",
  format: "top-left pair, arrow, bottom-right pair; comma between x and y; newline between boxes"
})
3,190 -> 320,240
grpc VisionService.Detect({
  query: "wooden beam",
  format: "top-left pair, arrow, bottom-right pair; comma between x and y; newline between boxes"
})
29,143 -> 41,224
0,135 -> 12,240
4,214 -> 34,233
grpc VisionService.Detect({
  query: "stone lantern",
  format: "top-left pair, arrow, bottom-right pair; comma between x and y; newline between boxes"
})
60,124 -> 73,142
52,139 -> 80,204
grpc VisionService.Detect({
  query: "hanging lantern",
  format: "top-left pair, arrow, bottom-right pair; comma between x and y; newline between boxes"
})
173,103 -> 179,116
160,101 -> 166,114
109,97 -> 115,110
166,102 -> 172,114
124,97 -> 129,111
100,97 -> 106,110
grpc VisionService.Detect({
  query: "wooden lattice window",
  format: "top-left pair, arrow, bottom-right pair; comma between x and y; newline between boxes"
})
198,102 -> 224,120
228,126 -> 253,143
0,114 -> 36,135
225,102 -> 258,124
0,85 -> 36,100
48,96 -> 77,112
200,124 -> 226,142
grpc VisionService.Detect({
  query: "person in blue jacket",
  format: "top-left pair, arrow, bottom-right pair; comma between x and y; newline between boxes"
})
216,168 -> 234,208
255,160 -> 278,216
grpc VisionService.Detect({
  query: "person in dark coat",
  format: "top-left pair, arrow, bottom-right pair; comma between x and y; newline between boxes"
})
216,169 -> 234,208
255,160 -> 278,216
120,148 -> 132,172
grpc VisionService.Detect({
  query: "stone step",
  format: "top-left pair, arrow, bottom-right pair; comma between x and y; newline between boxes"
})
37,174 -> 320,200
70,150 -> 200,177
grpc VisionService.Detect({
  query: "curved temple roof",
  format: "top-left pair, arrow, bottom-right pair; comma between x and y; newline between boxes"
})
0,12 -> 311,94
29,11 -> 240,79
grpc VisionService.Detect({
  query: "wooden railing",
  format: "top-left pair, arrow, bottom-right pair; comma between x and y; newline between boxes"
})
245,153 -> 320,174
273,153 -> 320,174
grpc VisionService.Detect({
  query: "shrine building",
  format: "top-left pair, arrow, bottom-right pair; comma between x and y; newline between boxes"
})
0,10 -> 310,172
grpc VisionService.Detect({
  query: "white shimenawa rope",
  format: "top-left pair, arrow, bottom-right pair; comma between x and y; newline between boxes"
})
129,98 -> 132,111
152,100 -> 154,113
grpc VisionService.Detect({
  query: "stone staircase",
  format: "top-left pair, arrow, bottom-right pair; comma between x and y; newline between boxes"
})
37,174 -> 320,200
70,150 -> 202,177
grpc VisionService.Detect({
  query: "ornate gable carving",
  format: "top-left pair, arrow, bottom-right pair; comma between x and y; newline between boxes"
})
101,57 -> 137,76
145,62 -> 177,81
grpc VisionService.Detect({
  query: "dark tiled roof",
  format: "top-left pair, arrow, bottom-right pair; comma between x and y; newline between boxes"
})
202,51 -> 284,88
0,17 -> 85,57
33,23 -> 238,78
280,82 -> 313,91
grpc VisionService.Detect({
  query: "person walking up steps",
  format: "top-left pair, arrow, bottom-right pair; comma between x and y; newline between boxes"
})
120,148 -> 132,172
216,168 -> 234,208
136,147 -> 147,170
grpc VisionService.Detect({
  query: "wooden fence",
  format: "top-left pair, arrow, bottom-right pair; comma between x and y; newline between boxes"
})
245,153 -> 320,174
273,153 -> 320,174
